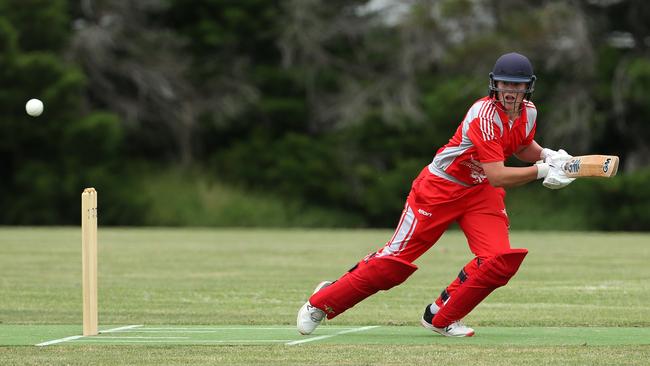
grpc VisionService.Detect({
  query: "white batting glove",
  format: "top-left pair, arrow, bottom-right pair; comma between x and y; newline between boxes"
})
539,148 -> 573,163
544,149 -> 572,170
540,148 -> 558,160
536,148 -> 572,180
542,153 -> 576,189
535,162 -> 550,179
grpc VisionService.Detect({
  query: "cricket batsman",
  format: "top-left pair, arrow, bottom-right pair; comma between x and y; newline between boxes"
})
297,52 -> 576,337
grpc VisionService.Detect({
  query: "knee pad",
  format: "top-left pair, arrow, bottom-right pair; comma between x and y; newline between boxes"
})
351,255 -> 419,291
310,255 -> 418,319
478,248 -> 528,287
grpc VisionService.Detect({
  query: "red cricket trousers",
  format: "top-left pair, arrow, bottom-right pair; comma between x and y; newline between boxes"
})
375,167 -> 511,304
309,167 -> 515,322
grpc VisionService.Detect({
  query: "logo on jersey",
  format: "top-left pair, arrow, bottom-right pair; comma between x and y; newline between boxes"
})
418,209 -> 432,217
461,158 -> 487,184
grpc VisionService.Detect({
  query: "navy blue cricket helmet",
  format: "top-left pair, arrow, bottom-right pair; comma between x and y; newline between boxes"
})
488,52 -> 536,100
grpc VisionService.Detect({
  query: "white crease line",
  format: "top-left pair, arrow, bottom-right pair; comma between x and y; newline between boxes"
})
100,324 -> 143,333
286,326 -> 380,346
119,330 -> 285,333
91,336 -> 189,339
116,328 -> 360,333
34,325 -> 142,347
119,327 -> 309,331
75,339 -> 292,343
36,335 -> 84,347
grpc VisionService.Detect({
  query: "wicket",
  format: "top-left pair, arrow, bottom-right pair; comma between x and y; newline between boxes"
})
81,188 -> 98,336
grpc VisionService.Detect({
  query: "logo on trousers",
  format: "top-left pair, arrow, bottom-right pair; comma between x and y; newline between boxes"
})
418,209 -> 432,217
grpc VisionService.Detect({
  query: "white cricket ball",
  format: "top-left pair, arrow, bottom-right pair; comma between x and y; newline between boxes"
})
26,98 -> 44,117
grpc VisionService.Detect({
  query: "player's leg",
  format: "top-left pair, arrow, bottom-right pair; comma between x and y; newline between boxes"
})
427,248 -> 527,336
298,190 -> 458,335
430,257 -> 481,310
427,203 -> 508,314
428,186 -> 527,335
420,256 -> 481,335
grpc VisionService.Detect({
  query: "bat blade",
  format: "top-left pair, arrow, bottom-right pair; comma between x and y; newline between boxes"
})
562,155 -> 619,178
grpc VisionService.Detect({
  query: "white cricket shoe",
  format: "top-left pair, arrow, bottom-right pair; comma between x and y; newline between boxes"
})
296,281 -> 332,335
420,303 -> 475,337
427,321 -> 475,337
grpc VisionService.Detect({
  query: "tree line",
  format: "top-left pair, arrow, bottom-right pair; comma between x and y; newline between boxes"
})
1,0 -> 649,230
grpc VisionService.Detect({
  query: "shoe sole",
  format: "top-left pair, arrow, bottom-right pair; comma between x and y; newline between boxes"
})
420,317 -> 475,337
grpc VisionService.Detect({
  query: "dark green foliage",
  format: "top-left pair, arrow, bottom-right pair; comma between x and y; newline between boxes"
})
216,132 -> 352,206
0,18 -> 17,66
505,169 -> 650,232
625,58 -> 650,116
578,169 -> 650,231
0,0 -> 69,51
166,0 -> 280,55
1,0 -> 649,229
134,167 -> 364,227
0,5 -> 134,225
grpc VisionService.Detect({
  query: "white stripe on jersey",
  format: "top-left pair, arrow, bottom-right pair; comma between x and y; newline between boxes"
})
477,101 -> 488,141
432,99 -> 494,171
524,101 -> 537,138
430,98 -> 506,185
480,103 -> 496,141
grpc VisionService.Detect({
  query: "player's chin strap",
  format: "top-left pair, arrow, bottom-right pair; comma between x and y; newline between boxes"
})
490,96 -> 527,115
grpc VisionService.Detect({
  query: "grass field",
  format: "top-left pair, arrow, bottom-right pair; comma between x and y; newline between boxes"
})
1,228 -> 649,365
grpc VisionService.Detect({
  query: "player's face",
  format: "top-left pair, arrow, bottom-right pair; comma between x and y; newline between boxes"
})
496,81 -> 527,112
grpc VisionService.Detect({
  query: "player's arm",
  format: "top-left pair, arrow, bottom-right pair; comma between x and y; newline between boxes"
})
516,140 -> 573,164
514,140 -> 544,163
482,161 -> 545,188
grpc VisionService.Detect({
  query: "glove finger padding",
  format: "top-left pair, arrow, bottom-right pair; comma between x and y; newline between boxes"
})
543,164 -> 575,189
540,148 -> 557,160
545,152 -> 572,166
541,148 -> 572,161
540,148 -> 575,189
557,149 -> 571,157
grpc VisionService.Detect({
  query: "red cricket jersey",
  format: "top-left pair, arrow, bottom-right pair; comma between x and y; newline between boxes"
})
428,97 -> 537,186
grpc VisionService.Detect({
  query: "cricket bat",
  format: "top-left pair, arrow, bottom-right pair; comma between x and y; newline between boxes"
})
562,155 -> 619,178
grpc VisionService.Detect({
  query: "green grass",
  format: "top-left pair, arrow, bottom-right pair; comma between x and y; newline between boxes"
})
1,228 -> 650,364
3,325 -> 650,347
